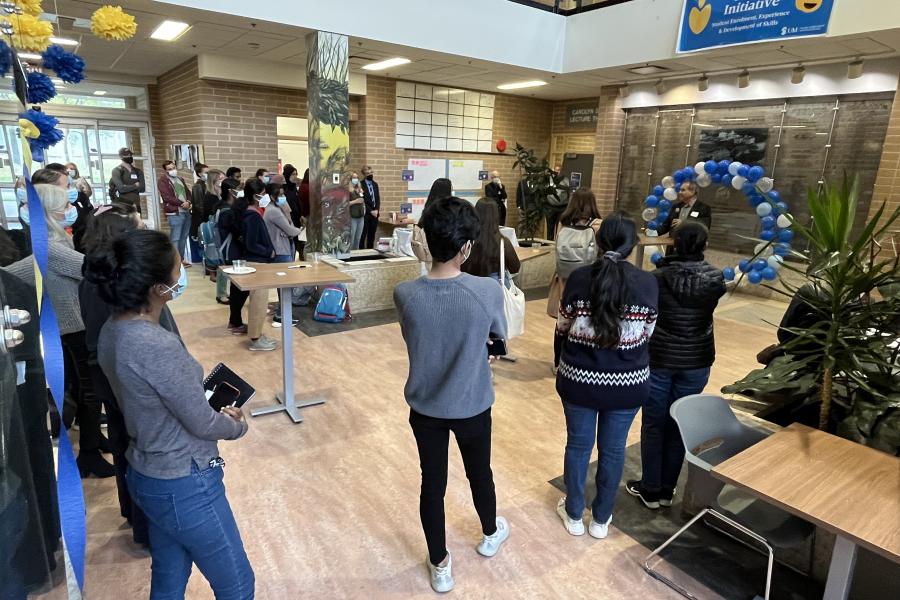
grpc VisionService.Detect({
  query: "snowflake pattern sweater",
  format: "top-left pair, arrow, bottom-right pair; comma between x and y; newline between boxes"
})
554,262 -> 659,411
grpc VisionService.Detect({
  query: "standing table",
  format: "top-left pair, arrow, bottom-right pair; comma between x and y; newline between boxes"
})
634,234 -> 671,269
713,423 -> 900,599
225,261 -> 355,424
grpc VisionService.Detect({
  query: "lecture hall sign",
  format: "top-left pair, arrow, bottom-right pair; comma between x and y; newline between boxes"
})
677,0 -> 835,53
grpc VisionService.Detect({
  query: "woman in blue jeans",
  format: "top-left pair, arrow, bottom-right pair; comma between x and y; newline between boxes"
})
87,229 -> 254,599
554,212 -> 658,538
627,222 -> 726,509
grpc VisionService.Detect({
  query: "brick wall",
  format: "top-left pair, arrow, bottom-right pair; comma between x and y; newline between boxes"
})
871,79 -> 900,254
592,87 -> 626,213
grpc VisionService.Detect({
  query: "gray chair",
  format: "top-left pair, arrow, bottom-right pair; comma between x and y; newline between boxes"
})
643,394 -> 815,600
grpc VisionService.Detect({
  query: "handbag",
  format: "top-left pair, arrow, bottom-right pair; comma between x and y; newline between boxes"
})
499,241 -> 525,338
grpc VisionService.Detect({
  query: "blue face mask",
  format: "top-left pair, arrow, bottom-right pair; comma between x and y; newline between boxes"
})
62,205 -> 78,227
19,205 -> 29,225
162,265 -> 188,300
276,196 -> 287,207
262,175 -> 270,184
15,188 -> 26,203
67,188 -> 79,204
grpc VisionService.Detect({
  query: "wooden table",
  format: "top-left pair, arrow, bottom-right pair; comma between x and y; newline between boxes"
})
224,261 -> 355,424
378,217 -> 414,227
713,423 -> 900,599
634,233 -> 671,269
515,245 -> 552,262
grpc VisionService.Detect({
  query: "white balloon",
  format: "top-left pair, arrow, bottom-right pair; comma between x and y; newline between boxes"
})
696,173 -> 712,187
754,242 -> 772,256
661,176 -> 676,189
642,207 -> 659,221
728,162 -> 743,176
767,255 -> 784,270
731,175 -> 747,190
663,187 -> 678,201
776,214 -> 792,229
757,177 -> 774,193
756,202 -> 773,217
695,161 -> 707,175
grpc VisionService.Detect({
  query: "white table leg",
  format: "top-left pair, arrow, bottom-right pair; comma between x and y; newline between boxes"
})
823,534 -> 857,600
250,287 -> 325,424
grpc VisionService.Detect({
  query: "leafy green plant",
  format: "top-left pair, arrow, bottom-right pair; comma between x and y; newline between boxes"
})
511,142 -> 565,241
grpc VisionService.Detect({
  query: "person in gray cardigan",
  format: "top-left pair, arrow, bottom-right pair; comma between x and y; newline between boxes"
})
263,182 -> 303,326
86,228 -> 253,598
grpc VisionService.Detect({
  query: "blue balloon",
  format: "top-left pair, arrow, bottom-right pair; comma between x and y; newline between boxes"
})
778,229 -> 795,243
762,266 -> 778,281
647,221 -> 659,231
748,270 -> 763,284
657,211 -> 670,223
749,194 -> 764,206
645,195 -> 660,208
711,173 -> 723,183
723,267 -> 736,281
739,259 -> 751,273
683,166 -> 695,179
651,252 -> 663,265
774,243 -> 792,257
674,170 -> 686,183
752,259 -> 768,271
659,199 -> 672,211
653,185 -> 665,196
760,229 -> 776,241
704,160 -> 718,175
775,201 -> 789,214
737,165 -> 750,178
748,166 -> 765,182
718,160 -> 731,174
760,216 -> 776,230
741,183 -> 757,196
767,190 -> 781,203
722,175 -> 733,187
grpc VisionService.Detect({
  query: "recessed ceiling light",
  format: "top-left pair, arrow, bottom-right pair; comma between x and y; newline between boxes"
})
17,52 -> 42,60
93,90 -> 107,96
497,80 -> 547,90
49,37 -> 78,46
628,65 -> 669,76
150,20 -> 191,42
362,57 -> 410,71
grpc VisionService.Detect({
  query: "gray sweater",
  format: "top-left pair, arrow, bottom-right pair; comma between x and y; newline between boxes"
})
98,318 -> 247,479
264,205 -> 301,257
394,273 -> 507,419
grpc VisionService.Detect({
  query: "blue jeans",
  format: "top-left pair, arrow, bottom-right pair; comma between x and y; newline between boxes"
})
562,401 -> 638,522
167,212 -> 190,262
126,464 -> 254,600
640,367 -> 711,494
350,217 -> 364,250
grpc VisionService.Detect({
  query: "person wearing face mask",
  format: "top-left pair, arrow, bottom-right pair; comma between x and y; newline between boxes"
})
263,182 -> 302,326
109,148 -> 146,215
4,183 -> 114,478
255,168 -> 270,186
65,162 -> 93,200
221,167 -> 242,205
158,160 -> 193,268
484,170 -> 508,226
190,162 -> 211,240
236,179 -> 277,351
46,163 -> 94,253
86,228 -> 253,598
348,172 -> 366,250
394,197 -> 510,594
360,166 -> 381,249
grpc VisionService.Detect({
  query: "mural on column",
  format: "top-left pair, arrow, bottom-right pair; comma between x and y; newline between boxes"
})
306,31 -> 351,255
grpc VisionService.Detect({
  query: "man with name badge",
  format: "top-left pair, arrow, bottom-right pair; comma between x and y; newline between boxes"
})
484,170 -> 508,226
109,147 -> 146,216
656,180 -> 712,253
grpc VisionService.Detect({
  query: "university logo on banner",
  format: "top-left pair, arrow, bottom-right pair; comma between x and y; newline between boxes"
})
677,0 -> 835,53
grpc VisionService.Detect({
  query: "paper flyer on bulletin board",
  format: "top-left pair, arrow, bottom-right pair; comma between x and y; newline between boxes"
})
448,159 -> 484,191
407,159 -> 447,191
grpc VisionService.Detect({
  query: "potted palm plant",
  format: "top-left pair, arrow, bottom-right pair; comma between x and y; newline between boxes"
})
511,142 -> 566,243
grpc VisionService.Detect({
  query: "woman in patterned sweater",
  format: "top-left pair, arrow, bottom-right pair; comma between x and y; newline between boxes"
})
553,212 -> 659,539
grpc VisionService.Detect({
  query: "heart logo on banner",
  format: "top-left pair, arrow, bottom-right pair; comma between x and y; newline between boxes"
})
689,0 -> 712,34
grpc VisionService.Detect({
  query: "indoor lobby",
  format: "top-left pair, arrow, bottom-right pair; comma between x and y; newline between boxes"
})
1,1 -> 899,599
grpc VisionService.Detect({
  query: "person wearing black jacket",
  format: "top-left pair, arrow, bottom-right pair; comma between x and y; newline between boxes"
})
484,171 -> 508,226
236,180 -> 277,352
221,167 -> 242,205
360,165 -> 381,249
282,164 -> 303,257
627,222 -> 726,509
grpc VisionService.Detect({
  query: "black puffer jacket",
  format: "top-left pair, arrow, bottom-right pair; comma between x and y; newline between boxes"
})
649,256 -> 726,370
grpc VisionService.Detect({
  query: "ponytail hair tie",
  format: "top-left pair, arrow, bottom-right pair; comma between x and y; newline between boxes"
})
603,251 -> 623,263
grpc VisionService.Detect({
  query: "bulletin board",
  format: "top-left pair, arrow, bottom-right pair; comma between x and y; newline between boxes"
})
448,159 -> 484,191
407,158 -> 447,191
405,158 -> 486,221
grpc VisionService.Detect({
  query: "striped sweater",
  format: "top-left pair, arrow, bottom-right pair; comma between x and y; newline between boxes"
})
554,262 -> 659,410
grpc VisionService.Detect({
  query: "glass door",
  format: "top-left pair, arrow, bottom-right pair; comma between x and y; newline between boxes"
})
98,122 -> 157,228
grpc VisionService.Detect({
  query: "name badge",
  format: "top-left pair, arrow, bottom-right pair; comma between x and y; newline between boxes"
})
690,211 -> 700,218
131,173 -> 138,180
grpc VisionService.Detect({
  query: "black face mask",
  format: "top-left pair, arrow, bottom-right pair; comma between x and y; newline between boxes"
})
122,156 -> 134,164
365,174 -> 374,181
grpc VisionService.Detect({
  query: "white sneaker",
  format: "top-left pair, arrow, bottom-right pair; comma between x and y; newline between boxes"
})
557,497 -> 585,536
249,336 -> 277,352
427,552 -> 454,593
589,514 -> 613,539
476,516 -> 509,557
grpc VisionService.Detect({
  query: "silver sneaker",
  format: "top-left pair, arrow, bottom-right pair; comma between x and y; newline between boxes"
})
249,336 -> 277,352
476,516 -> 509,557
427,552 -> 454,593
557,497 -> 585,536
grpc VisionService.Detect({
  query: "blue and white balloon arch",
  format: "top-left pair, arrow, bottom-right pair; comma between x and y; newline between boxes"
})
641,159 -> 794,285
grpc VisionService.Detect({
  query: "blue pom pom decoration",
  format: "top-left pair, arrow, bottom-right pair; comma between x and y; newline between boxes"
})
26,72 -> 57,104
42,45 -> 86,84
20,109 -> 65,152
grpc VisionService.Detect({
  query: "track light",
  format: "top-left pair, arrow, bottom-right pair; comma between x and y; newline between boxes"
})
654,79 -> 667,95
618,83 -> 629,98
848,58 -> 864,79
791,65 -> 806,84
738,69 -> 750,89
698,73 -> 709,92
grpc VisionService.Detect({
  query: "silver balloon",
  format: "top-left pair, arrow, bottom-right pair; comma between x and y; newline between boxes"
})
757,177 -> 775,193
728,162 -> 743,177
696,173 -> 712,188
776,214 -> 792,229
731,175 -> 747,190
661,176 -> 675,189
663,187 -> 678,201
767,255 -> 784,270
754,242 -> 773,256
694,161 -> 707,174
642,207 -> 659,221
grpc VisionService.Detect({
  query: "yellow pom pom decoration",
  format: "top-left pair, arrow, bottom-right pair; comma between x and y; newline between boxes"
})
91,5 -> 137,41
11,0 -> 43,16
5,13 -> 52,52
18,118 -> 39,141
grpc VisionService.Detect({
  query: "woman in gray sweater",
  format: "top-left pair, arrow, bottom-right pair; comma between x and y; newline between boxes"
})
86,229 -> 254,598
263,182 -> 302,326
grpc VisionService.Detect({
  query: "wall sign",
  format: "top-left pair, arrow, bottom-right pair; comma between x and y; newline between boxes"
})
479,170 -> 490,181
566,103 -> 599,129
677,0 -> 835,54
402,169 -> 415,181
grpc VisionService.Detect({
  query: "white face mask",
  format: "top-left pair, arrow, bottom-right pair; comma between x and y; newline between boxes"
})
258,194 -> 271,208
167,169 -> 177,177
461,241 -> 472,264
493,177 -> 501,185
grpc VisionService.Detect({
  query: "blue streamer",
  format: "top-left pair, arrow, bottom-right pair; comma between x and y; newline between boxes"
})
25,171 -> 86,590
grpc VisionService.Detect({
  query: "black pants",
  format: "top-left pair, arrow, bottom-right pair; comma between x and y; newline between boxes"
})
362,214 -> 379,249
60,331 -> 102,453
229,282 -> 249,327
546,206 -> 566,241
409,408 -> 496,565
495,198 -> 507,227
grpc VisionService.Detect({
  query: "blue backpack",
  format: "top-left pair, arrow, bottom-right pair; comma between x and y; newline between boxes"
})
200,213 -> 226,268
313,284 -> 351,323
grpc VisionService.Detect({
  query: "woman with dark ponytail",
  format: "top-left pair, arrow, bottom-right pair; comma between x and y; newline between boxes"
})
553,212 -> 658,539
86,229 -> 254,598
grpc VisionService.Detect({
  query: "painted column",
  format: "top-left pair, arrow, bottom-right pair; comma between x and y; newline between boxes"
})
306,31 -> 351,255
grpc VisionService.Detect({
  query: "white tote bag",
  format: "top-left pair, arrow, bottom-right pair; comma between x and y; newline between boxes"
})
499,242 -> 526,338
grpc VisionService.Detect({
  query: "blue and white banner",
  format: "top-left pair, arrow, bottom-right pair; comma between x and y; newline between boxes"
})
677,0 -> 835,53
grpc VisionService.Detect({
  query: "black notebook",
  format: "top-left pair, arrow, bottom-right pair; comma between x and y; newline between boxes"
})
204,363 -> 255,412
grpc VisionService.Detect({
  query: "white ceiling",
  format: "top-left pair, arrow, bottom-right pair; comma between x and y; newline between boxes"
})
36,0 -> 900,101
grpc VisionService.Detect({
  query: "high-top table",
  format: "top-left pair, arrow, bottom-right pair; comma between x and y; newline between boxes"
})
713,423 -> 900,599
634,234 -> 671,269
224,261 -> 355,424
